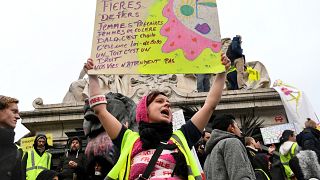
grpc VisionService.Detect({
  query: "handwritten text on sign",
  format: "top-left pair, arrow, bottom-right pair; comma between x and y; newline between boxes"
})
90,0 -> 223,74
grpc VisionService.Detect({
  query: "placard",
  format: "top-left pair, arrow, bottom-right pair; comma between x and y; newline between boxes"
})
260,123 -> 296,145
90,0 -> 223,74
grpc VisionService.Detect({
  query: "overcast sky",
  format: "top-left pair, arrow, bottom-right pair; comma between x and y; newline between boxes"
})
1,0 -> 319,138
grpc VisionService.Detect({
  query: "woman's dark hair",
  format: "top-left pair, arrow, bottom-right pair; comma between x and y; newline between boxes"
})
36,170 -> 59,180
87,156 -> 113,178
146,91 -> 167,107
279,130 -> 294,144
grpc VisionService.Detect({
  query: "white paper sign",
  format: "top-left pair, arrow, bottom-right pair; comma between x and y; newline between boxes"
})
260,123 -> 296,145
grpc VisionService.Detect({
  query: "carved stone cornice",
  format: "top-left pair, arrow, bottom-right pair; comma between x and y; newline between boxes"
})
21,88 -> 281,121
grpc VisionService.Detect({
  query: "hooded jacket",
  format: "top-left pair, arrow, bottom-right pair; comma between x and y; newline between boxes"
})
22,134 -> 52,180
58,136 -> 86,180
279,141 -> 299,178
204,129 -> 255,180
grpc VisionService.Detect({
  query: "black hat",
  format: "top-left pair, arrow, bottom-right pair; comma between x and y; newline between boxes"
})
212,114 -> 235,131
280,130 -> 294,144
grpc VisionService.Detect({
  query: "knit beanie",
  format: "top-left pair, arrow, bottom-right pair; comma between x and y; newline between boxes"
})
135,96 -> 149,123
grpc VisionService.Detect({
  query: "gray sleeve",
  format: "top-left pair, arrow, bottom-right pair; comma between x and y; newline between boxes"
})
223,138 -> 256,180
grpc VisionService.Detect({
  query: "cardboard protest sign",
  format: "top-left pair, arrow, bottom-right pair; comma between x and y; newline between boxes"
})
260,123 -> 296,145
90,0 -> 223,75
20,134 -> 53,152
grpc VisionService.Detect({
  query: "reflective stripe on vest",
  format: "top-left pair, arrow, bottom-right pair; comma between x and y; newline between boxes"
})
107,130 -> 201,180
255,169 -> 270,180
171,131 -> 202,180
280,142 -> 297,178
26,149 -> 51,180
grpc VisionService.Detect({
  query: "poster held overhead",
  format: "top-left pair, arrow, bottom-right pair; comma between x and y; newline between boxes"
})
260,123 -> 296,145
90,0 -> 223,75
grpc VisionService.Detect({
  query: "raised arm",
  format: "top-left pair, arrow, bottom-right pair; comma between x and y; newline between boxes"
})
191,54 -> 230,131
84,59 -> 122,139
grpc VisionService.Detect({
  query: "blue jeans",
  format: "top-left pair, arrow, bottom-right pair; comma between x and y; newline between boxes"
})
196,74 -> 210,92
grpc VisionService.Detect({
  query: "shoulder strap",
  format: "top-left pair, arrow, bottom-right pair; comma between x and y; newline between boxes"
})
139,143 -> 177,180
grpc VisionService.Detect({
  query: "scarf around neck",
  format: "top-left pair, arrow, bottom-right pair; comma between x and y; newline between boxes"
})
138,122 -> 173,149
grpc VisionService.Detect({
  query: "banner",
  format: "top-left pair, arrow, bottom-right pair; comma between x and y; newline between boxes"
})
273,80 -> 319,133
90,0 -> 223,75
20,134 -> 53,152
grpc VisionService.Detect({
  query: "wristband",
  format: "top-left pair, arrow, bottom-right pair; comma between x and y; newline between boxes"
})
89,95 -> 107,108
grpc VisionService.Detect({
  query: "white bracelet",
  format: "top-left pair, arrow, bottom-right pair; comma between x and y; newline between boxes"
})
89,95 -> 107,108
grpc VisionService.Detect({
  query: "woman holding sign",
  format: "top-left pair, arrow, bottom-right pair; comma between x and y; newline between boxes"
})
83,54 -> 230,180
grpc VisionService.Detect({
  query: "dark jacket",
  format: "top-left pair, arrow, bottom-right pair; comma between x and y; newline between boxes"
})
0,128 -> 24,180
296,127 -> 320,159
253,154 -> 271,180
58,137 -> 86,180
226,36 -> 244,64
204,129 -> 255,180
246,147 -> 274,180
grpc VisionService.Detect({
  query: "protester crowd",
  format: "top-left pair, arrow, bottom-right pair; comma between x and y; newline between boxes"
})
1,38 -> 320,180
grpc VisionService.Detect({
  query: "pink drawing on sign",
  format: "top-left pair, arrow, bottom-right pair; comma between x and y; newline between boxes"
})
281,87 -> 293,95
160,0 -> 221,60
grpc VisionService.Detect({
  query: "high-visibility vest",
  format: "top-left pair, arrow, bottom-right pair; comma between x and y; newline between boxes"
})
26,149 -> 51,180
107,130 -> 202,180
280,142 -> 298,179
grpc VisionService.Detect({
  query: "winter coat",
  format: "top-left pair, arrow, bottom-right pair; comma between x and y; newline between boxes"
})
226,36 -> 244,64
289,150 -> 320,180
58,137 -> 87,180
0,128 -> 23,180
296,127 -> 320,159
204,129 -> 256,180
246,147 -> 271,180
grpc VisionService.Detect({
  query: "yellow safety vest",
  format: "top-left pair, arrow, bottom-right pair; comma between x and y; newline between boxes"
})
107,130 -> 201,180
227,66 -> 261,83
280,142 -> 297,179
26,149 -> 52,180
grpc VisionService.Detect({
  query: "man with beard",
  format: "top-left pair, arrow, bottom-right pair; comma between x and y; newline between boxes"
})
23,134 -> 52,180
0,95 -> 24,180
58,136 -> 86,180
